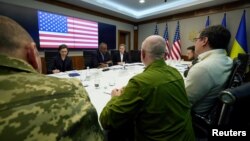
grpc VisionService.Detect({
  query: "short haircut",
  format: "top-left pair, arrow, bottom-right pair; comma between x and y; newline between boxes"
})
144,35 -> 166,60
199,25 -> 231,50
58,44 -> 68,51
0,16 -> 33,52
187,46 -> 195,52
99,42 -> 107,48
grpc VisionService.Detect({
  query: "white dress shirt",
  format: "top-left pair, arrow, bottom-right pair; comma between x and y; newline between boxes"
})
120,53 -> 124,62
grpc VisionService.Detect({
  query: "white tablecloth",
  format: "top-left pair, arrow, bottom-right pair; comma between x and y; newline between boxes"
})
48,61 -> 190,117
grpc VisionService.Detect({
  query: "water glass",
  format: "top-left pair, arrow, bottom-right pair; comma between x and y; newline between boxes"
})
94,78 -> 100,88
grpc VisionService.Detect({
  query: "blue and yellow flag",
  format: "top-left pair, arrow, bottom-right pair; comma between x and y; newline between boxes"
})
230,10 -> 248,59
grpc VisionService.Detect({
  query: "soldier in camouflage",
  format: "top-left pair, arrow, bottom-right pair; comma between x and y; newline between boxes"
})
0,16 -> 104,140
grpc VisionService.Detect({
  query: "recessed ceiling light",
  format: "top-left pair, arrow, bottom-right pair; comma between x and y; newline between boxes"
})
139,0 -> 145,4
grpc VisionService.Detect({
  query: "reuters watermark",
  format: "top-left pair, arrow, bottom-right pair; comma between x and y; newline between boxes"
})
212,129 -> 246,136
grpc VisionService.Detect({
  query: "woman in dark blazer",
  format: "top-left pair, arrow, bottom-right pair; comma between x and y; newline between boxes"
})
112,44 -> 129,65
48,44 -> 73,74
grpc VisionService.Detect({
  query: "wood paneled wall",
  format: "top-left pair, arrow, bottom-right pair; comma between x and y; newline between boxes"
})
41,56 -> 84,74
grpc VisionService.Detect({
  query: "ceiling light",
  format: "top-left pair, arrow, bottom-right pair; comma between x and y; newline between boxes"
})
139,0 -> 145,4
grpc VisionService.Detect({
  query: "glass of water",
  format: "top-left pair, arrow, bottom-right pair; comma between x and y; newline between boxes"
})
94,78 -> 100,89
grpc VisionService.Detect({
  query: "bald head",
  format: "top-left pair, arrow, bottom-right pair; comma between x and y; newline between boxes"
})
0,16 -> 33,53
140,35 -> 166,66
142,35 -> 166,59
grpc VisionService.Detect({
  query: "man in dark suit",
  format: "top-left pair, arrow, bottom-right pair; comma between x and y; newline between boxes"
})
184,46 -> 198,77
96,42 -> 112,68
112,44 -> 129,65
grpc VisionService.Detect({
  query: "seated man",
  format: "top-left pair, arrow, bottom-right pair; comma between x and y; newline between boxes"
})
184,45 -> 198,77
96,42 -> 112,68
48,44 -> 73,74
112,44 -> 129,65
185,25 -> 233,115
186,45 -> 197,61
0,16 -> 104,140
100,35 -> 195,141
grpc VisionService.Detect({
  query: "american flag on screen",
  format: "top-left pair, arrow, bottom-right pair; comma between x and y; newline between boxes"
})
38,11 -> 98,48
163,23 -> 171,60
170,21 -> 181,60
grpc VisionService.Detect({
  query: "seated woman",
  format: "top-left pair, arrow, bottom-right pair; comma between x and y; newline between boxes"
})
48,44 -> 73,73
112,44 -> 129,65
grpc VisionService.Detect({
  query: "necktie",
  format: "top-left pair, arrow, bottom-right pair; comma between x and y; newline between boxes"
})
101,53 -> 104,61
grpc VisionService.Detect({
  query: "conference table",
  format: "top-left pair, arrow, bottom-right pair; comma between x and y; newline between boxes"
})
48,60 -> 190,117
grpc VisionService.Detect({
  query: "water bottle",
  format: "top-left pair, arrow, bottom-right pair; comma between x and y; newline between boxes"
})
122,62 -> 126,70
85,66 -> 90,81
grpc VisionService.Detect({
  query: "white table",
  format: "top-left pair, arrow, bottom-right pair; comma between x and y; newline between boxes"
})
48,61 -> 190,117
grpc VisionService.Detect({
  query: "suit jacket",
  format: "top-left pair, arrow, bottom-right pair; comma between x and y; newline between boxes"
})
96,51 -> 112,66
112,52 -> 129,65
183,58 -> 199,77
48,55 -> 73,73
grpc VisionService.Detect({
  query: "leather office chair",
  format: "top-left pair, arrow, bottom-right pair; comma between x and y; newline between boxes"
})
218,82 -> 250,129
44,51 -> 58,74
225,59 -> 242,88
237,53 -> 250,78
110,49 -> 118,58
193,83 -> 250,139
129,50 -> 141,63
83,50 -> 97,68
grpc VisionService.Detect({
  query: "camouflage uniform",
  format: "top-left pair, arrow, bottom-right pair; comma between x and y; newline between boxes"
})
0,54 -> 104,141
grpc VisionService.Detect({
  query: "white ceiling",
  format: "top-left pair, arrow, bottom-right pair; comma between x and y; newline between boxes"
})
58,0 -> 238,22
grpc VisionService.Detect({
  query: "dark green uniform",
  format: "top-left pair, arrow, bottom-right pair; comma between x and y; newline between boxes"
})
0,54 -> 104,141
100,59 -> 195,141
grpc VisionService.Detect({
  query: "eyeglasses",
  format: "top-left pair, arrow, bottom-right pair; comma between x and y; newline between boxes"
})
193,36 -> 206,42
193,37 -> 201,42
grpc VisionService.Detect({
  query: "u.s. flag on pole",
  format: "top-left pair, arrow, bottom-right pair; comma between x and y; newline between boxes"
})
38,11 -> 98,48
154,24 -> 159,35
221,13 -> 227,28
163,23 -> 171,60
171,21 -> 181,60
205,16 -> 210,28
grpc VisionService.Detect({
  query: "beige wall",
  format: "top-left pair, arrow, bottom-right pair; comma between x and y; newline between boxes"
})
138,8 -> 250,55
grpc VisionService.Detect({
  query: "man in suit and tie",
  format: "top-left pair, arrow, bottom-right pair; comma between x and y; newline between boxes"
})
96,42 -> 112,68
112,44 -> 129,65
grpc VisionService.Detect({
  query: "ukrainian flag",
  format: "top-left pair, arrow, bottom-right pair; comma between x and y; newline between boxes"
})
230,10 -> 248,59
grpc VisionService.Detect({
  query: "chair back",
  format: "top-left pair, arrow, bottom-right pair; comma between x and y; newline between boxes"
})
129,50 -> 141,63
110,49 -> 118,58
83,50 -> 97,68
237,53 -> 250,77
218,82 -> 250,128
44,51 -> 58,74
225,59 -> 242,88
226,54 -> 250,88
